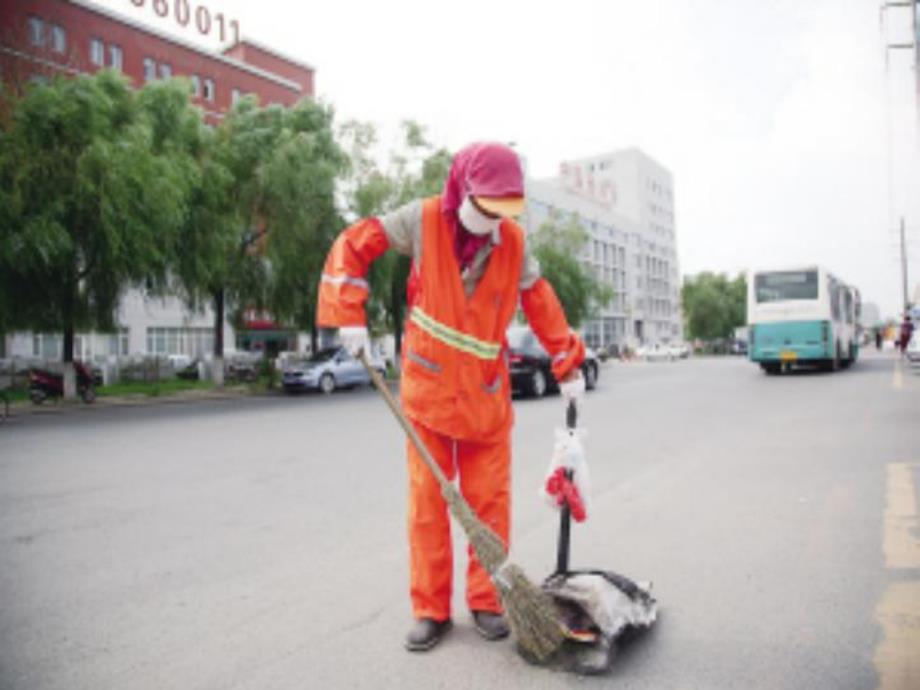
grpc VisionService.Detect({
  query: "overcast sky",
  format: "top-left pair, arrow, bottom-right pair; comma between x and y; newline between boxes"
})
95,0 -> 920,319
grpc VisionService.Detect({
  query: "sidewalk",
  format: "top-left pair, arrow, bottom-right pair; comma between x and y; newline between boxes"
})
7,384 -> 268,418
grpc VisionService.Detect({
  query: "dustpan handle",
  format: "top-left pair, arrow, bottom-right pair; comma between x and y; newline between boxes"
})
555,469 -> 573,575
557,400 -> 577,574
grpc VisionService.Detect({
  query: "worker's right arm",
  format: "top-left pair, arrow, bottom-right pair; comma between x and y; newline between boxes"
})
315,202 -> 419,329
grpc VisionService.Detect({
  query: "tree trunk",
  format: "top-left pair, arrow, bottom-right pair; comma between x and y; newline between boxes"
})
310,323 -> 318,355
391,285 -> 404,357
212,288 -> 225,386
62,288 -> 76,399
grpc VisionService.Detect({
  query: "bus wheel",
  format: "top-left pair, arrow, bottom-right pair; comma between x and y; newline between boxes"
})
761,363 -> 780,375
829,343 -> 841,372
842,343 -> 855,368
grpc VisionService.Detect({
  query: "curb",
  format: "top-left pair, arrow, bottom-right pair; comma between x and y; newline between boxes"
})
6,385 -> 272,417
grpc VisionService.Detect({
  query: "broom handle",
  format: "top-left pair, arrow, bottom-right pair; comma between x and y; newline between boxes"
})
358,349 -> 453,494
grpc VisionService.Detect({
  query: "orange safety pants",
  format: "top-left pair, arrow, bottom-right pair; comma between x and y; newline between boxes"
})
407,420 -> 511,621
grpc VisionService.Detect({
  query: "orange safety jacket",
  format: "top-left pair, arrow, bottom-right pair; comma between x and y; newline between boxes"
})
317,197 -> 585,441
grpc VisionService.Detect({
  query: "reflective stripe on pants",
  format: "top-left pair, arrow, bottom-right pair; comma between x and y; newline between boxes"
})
406,419 -> 511,620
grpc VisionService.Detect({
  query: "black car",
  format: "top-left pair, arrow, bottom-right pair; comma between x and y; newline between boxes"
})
507,326 -> 599,398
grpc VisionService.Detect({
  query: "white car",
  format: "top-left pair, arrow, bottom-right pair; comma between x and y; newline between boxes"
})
638,343 -> 674,362
668,342 -> 690,359
906,332 -> 920,367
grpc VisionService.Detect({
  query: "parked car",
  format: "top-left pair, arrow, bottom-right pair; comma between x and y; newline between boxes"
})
637,343 -> 674,362
282,347 -> 385,394
906,331 -> 920,367
507,326 -> 599,398
668,342 -> 691,359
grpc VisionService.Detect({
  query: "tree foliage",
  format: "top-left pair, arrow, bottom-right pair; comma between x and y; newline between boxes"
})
681,272 -> 747,340
0,71 -> 194,361
168,95 -> 345,360
529,211 -> 614,329
261,101 -> 346,334
337,120 -> 451,351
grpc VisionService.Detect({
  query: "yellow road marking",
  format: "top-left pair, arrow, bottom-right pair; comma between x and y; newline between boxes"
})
874,581 -> 920,690
874,462 -> 920,690
884,463 -> 920,570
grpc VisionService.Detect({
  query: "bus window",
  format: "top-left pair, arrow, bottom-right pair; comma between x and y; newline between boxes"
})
828,278 -> 841,320
755,270 -> 818,303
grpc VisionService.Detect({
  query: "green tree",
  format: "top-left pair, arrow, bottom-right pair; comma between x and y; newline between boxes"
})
172,96 -> 345,376
0,72 -> 194,396
262,101 -> 347,349
338,120 -> 450,353
681,271 -> 747,341
529,210 -> 614,328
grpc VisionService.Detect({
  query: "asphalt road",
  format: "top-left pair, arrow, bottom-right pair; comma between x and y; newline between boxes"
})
1,351 -> 918,690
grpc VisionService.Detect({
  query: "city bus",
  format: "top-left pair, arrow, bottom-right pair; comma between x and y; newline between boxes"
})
747,266 -> 860,374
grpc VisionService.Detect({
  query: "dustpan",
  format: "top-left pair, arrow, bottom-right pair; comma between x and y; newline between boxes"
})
522,399 -> 658,674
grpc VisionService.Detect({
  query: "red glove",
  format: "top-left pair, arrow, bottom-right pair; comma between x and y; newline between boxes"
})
545,467 -> 587,522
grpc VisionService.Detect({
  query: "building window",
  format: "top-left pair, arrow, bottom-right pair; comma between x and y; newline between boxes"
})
108,329 -> 129,356
109,44 -> 123,71
32,334 -> 62,359
203,78 -> 215,101
191,74 -> 201,97
51,25 -> 66,53
90,38 -> 104,66
231,88 -> 241,105
159,63 -> 172,79
143,57 -> 156,82
146,327 -> 213,357
28,16 -> 45,47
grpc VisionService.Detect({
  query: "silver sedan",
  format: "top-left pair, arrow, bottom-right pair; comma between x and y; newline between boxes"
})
282,348 -> 385,394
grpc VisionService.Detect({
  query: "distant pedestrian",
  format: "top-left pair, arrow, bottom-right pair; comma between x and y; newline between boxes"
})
875,329 -> 883,351
899,316 -> 914,355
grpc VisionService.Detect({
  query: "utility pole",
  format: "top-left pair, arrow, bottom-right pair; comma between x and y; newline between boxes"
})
901,217 -> 910,313
881,1 -> 919,115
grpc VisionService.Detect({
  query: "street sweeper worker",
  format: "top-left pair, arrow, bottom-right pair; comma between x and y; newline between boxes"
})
316,142 -> 586,652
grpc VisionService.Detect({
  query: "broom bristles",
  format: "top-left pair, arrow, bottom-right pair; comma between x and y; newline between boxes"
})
497,563 -> 565,662
442,482 -> 564,661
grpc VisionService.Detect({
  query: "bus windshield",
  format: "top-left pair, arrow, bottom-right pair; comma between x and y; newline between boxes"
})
755,270 -> 818,303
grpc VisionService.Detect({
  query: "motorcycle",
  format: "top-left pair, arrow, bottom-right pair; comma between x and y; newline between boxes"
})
29,362 -> 97,404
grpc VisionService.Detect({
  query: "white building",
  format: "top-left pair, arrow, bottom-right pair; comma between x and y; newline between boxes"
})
2,289 -> 238,373
524,148 -> 683,349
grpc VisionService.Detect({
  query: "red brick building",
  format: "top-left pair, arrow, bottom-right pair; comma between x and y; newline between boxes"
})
0,0 -> 317,360
0,0 -> 314,122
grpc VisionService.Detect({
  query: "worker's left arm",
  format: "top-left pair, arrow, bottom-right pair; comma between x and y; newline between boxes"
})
519,241 -> 586,382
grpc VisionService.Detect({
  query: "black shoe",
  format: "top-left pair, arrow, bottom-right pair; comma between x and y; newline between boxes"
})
405,618 -> 452,652
471,611 -> 510,641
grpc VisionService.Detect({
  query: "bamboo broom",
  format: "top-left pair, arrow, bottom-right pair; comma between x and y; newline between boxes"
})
359,350 -> 564,662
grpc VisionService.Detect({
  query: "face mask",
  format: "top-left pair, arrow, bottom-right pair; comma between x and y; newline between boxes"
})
458,195 -> 501,237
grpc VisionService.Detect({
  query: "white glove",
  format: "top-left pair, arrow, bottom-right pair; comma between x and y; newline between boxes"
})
339,326 -> 370,357
559,373 -> 585,404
